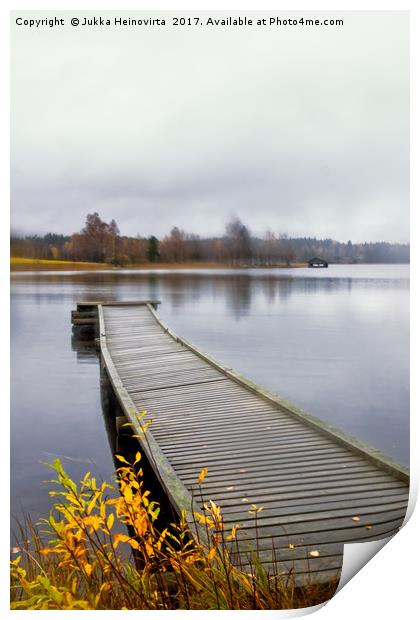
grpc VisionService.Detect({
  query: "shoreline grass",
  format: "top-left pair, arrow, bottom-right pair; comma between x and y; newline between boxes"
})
10,457 -> 338,610
10,257 -> 307,272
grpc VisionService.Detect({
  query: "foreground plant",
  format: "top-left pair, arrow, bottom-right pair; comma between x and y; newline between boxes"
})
10,456 -> 337,610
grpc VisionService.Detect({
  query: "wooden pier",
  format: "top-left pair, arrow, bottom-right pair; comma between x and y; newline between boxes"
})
72,301 -> 409,584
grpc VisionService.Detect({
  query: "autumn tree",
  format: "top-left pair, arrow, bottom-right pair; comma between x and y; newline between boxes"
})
66,213 -> 121,263
119,235 -> 147,264
160,227 -> 186,262
81,212 -> 109,262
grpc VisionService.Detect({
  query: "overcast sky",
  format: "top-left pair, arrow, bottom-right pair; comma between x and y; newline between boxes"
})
11,11 -> 409,242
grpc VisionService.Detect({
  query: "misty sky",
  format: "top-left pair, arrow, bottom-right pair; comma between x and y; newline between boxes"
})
11,11 -> 409,242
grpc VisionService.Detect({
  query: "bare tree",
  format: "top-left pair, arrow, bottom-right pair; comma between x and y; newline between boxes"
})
278,234 -> 295,266
225,217 -> 252,265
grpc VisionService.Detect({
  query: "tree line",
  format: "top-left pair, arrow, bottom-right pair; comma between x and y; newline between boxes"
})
10,212 -> 410,265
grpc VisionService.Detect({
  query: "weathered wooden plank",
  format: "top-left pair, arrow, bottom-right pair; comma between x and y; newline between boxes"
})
147,410 -> 298,427
164,438 -> 331,458
170,448 -> 353,472
232,515 -> 404,547
152,417 -> 319,437
123,375 -> 228,392
167,441 -> 347,464
202,477 -> 405,503
232,553 -> 344,578
78,299 -> 161,309
200,479 -> 404,513
216,489 -> 408,516
120,368 -> 225,385
179,463 -> 381,489
149,417 -> 351,439
221,500 -> 407,530
177,458 -> 370,484
72,317 -> 97,325
175,457 -> 370,480
71,310 -> 97,320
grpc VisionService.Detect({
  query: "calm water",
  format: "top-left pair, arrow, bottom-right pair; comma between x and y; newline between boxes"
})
11,264 -> 409,523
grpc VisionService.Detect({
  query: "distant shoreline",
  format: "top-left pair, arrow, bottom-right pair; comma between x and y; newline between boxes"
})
10,257 -> 409,273
10,257 -> 307,272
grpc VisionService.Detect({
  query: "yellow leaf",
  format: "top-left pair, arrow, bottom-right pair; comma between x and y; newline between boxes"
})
66,495 -> 82,506
207,547 -> 217,560
123,486 -> 133,503
365,525 -> 372,530
309,550 -> 320,557
209,500 -> 219,514
115,455 -> 129,464
133,514 -> 148,537
84,515 -> 103,531
227,525 -> 240,541
86,492 -> 100,515
197,467 -> 208,484
107,513 -> 114,530
288,544 -> 295,549
352,516 -> 361,522
84,563 -> 93,576
194,512 -> 214,527
128,538 -> 141,550
40,547 -> 61,556
112,534 -> 131,549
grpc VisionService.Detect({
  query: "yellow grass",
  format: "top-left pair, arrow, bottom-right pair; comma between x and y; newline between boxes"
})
11,257 -> 306,272
10,257 -> 226,271
10,258 -> 110,271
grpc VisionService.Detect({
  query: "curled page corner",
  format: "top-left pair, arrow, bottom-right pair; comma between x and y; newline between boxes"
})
337,535 -> 394,592
404,484 -> 417,523
335,482 -> 415,594
243,601 -> 328,618
276,602 -> 328,618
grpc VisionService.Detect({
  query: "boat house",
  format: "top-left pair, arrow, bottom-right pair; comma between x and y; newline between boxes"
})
308,257 -> 328,268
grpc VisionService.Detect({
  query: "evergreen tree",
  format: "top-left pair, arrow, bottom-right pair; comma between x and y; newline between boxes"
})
147,236 -> 160,263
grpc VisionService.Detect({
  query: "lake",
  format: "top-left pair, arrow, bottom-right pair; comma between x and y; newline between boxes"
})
10,264 -> 409,525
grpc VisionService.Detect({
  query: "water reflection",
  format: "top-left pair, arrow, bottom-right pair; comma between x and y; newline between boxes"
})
71,331 -> 98,356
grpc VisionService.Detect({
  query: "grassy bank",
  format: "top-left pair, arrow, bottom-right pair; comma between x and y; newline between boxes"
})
11,257 -> 306,272
10,257 -> 112,271
10,457 -> 338,610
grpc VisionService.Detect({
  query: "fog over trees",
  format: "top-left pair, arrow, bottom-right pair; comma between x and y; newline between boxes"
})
10,213 -> 410,265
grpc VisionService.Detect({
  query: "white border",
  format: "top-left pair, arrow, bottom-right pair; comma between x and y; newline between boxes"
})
3,1 -> 418,619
